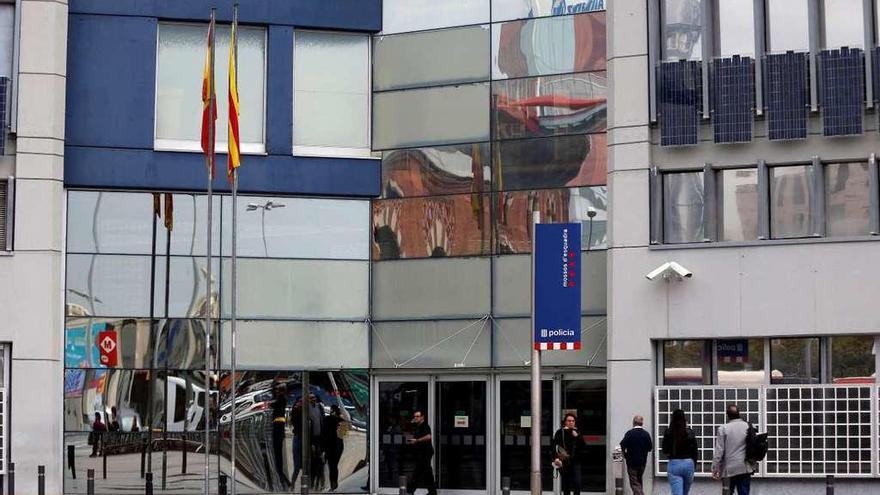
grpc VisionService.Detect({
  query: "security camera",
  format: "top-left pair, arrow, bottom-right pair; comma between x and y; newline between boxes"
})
645,261 -> 693,281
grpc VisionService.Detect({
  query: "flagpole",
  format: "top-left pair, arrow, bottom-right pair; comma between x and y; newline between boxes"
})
230,5 -> 240,495
204,8 -> 216,495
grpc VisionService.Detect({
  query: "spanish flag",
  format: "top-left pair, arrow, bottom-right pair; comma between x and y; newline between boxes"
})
200,18 -> 217,178
227,18 -> 241,182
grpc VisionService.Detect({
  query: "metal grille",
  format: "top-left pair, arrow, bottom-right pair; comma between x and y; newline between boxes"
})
766,386 -> 874,476
0,180 -> 6,251
819,47 -> 864,137
710,55 -> 754,143
657,60 -> 702,147
655,387 -> 761,476
765,51 -> 809,141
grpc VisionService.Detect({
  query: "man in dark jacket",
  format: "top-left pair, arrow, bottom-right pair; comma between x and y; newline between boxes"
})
619,415 -> 653,495
406,410 -> 437,495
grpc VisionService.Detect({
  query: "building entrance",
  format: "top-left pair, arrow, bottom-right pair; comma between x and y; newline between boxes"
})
372,374 -> 606,495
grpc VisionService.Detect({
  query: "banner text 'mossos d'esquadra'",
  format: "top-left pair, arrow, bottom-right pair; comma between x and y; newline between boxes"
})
534,223 -> 582,351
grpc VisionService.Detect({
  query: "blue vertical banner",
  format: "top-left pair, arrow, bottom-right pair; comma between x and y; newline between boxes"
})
534,223 -> 582,350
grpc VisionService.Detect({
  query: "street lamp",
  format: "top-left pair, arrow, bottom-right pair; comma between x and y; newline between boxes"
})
245,200 -> 286,257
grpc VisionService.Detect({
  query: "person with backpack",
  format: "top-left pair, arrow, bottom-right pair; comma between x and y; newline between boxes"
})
711,404 -> 757,495
661,409 -> 698,495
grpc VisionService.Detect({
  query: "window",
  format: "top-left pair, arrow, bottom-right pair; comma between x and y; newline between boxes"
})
717,168 -> 758,241
716,339 -> 765,385
662,0 -> 703,60
294,31 -> 370,157
770,337 -> 820,384
381,0 -> 489,35
770,165 -> 814,239
766,0 -> 810,51
830,335 -> 877,383
821,0 -> 863,49
825,162 -> 871,236
0,179 -> 8,251
713,0 -> 755,56
155,23 -> 266,153
663,340 -> 711,385
663,171 -> 705,243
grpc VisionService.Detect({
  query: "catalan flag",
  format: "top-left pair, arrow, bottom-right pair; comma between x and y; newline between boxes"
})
227,18 -> 241,181
200,18 -> 217,178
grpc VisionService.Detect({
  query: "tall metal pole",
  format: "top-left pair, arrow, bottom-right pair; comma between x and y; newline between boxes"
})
204,8 -> 217,495
230,6 -> 240,494
530,210 -> 541,495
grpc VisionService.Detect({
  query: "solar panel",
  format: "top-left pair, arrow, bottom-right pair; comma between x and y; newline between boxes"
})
765,51 -> 809,141
819,47 -> 864,136
658,60 -> 702,147
710,55 -> 754,143
0,78 -> 7,156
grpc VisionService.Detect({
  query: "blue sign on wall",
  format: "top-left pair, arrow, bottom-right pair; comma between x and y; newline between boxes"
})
534,223 -> 582,351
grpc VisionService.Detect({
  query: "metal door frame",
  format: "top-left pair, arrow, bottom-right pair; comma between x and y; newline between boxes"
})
559,372 -> 608,495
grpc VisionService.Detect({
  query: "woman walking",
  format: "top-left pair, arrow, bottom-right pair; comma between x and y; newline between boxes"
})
552,413 -> 586,495
661,409 -> 698,495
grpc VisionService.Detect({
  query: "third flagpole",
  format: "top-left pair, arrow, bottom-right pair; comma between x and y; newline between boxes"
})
203,8 -> 216,495
229,5 -> 241,494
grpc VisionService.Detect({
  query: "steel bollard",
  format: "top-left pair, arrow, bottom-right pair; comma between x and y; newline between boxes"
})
140,446 -> 146,478
218,473 -> 228,495
7,462 -> 14,495
501,476 -> 511,495
300,474 -> 310,495
103,445 -> 107,479
398,475 -> 407,495
145,471 -> 153,495
826,475 -> 834,495
611,446 -> 624,495
86,469 -> 95,495
721,477 -> 730,495
37,465 -> 45,495
68,445 -> 77,480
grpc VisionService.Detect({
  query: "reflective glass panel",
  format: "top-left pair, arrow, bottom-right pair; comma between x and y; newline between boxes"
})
717,168 -> 759,241
493,134 -> 607,191
494,187 -> 607,254
154,257 -> 221,318
222,196 -> 370,259
830,336 -> 877,383
770,337 -> 820,384
220,320 -> 368,369
64,317 -> 215,370
371,257 -> 491,319
373,83 -> 490,150
716,339 -> 766,385
294,31 -> 370,150
492,12 -> 606,79
371,194 -> 491,260
64,369 -> 154,432
377,381 -> 429,488
767,0 -> 809,51
381,0 -> 490,34
220,258 -> 369,319
493,251 -> 606,317
770,165 -> 814,239
381,143 -> 491,198
66,254 -> 152,317
663,340 -> 710,385
824,162 -> 871,237
492,0 -> 606,22
435,381 -> 487,489
663,0 -> 703,60
562,380 -> 606,492
373,25 -> 490,91
822,0 -> 863,48
493,317 -> 607,367
160,370 -> 219,432
663,172 -> 705,244
67,191 -> 220,256
498,380 -> 553,490
371,319 -> 491,368
714,0 -> 755,56
492,72 -> 606,140
157,24 -> 265,146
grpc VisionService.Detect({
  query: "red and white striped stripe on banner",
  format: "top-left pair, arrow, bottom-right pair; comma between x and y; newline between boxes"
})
534,342 -> 581,350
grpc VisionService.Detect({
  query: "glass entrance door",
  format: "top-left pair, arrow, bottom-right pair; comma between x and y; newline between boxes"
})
562,379 -> 607,493
497,379 -> 554,493
435,380 -> 487,492
377,380 -> 429,489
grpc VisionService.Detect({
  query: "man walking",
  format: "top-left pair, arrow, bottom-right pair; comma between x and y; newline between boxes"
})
712,405 -> 755,495
619,415 -> 652,495
406,410 -> 437,495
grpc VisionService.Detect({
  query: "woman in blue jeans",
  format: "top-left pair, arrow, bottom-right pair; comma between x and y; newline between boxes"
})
661,409 -> 699,495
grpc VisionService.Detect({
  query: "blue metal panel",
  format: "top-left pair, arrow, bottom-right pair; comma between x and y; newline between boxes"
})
765,51 -> 809,141
710,56 -> 754,144
65,14 -> 158,149
266,26 -> 293,155
64,147 -> 381,197
819,47 -> 864,137
657,60 -> 702,147
68,0 -> 382,32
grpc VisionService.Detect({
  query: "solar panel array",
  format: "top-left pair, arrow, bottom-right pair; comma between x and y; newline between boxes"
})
710,56 -> 754,143
765,51 -> 809,141
0,78 -> 7,156
819,47 -> 864,137
658,60 -> 702,147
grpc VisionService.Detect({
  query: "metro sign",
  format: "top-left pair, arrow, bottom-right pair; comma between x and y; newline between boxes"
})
97,329 -> 118,367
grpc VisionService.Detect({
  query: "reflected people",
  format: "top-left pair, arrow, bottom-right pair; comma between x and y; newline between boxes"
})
323,405 -> 346,490
89,411 -> 107,457
289,397 -> 304,487
272,383 -> 291,490
309,393 -> 326,490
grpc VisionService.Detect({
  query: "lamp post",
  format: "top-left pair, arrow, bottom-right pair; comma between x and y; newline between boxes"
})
246,200 -> 286,257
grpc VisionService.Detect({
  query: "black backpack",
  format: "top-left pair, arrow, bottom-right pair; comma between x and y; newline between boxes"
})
745,421 -> 769,462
